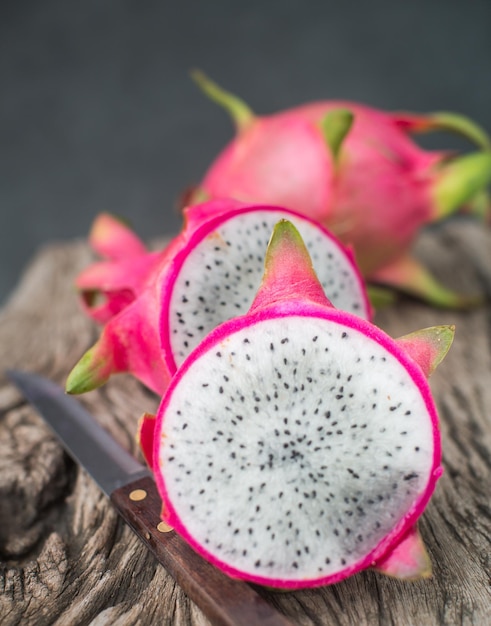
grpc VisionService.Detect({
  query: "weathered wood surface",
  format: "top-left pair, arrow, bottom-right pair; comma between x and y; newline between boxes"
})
1,219 -> 490,625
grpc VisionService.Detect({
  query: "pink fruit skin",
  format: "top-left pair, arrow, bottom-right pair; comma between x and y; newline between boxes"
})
153,303 -> 443,589
75,202 -> 237,325
200,102 -> 445,275
153,221 -> 445,588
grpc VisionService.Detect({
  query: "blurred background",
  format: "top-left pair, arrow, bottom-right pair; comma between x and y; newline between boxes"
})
1,0 -> 490,303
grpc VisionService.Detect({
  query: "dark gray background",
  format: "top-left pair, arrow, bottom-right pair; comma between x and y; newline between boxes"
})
2,0 -> 490,304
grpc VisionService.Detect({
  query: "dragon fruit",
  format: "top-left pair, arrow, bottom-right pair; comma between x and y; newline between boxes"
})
144,220 -> 453,589
67,200 -> 370,395
188,71 -> 491,307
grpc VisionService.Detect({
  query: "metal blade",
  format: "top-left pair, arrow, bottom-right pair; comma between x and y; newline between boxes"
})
7,370 -> 151,495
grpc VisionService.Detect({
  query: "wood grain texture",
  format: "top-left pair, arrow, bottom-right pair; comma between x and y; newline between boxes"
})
111,476 -> 294,626
1,219 -> 491,625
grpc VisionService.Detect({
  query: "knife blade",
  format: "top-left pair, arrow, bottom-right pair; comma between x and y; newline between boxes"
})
7,370 -> 294,626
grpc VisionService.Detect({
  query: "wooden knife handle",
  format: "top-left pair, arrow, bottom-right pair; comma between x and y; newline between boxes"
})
111,475 -> 294,626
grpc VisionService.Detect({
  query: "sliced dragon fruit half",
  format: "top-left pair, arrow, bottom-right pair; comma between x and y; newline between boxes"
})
160,202 -> 371,373
149,220 -> 452,589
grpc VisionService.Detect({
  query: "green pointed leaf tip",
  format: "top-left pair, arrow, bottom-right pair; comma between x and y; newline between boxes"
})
190,69 -> 254,131
320,108 -> 354,163
428,112 -> 491,150
65,344 -> 112,394
397,325 -> 455,377
265,219 -> 315,274
251,220 -> 329,311
268,218 -> 310,253
432,150 -> 491,219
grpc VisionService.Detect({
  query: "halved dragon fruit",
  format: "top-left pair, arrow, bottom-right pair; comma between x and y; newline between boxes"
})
160,201 -> 371,373
148,220 -> 453,589
188,71 -> 491,307
67,200 -> 370,395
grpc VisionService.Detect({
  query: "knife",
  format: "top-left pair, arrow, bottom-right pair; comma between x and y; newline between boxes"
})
7,370 -> 294,626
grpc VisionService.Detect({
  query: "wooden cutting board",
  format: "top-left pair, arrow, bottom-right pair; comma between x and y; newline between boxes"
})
1,218 -> 490,625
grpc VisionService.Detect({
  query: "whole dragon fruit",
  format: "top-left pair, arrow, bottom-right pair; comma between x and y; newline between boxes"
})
67,200 -> 370,395
141,220 -> 453,588
188,71 -> 491,307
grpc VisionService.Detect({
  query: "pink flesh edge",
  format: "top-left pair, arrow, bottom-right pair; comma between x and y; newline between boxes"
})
159,204 -> 371,375
154,303 -> 442,589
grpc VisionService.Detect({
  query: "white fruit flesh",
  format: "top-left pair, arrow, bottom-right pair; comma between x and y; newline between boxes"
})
157,313 -> 436,585
167,210 -> 368,366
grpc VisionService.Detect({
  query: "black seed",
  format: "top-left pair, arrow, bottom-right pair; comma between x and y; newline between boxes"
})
404,472 -> 418,481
